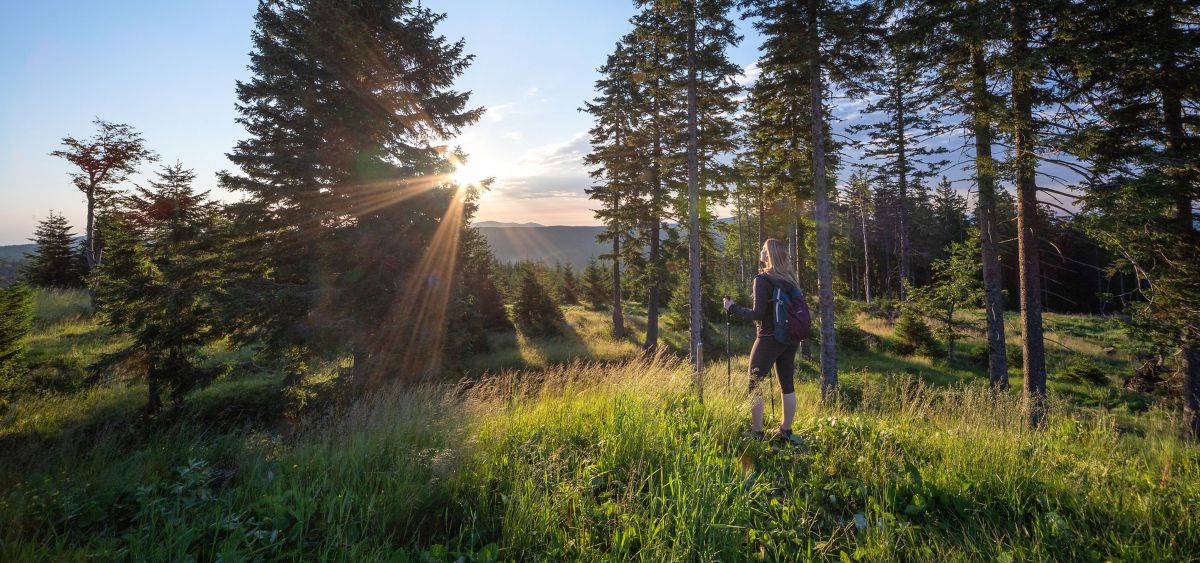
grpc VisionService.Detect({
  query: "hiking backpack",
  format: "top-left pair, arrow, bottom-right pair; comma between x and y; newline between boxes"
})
765,277 -> 812,344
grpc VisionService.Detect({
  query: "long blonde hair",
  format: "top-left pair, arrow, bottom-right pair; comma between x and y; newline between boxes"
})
761,238 -> 798,287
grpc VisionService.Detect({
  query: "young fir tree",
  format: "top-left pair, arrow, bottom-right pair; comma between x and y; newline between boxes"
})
92,163 -> 228,413
218,0 -> 481,389
910,234 -> 984,362
22,211 -> 83,288
512,266 -> 564,338
559,263 -> 580,306
0,284 -> 34,380
581,258 -> 611,311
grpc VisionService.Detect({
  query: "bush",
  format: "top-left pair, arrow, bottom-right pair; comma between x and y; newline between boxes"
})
965,342 -> 990,369
1056,359 -> 1110,386
511,267 -> 564,337
894,309 -> 937,356
836,314 -> 868,352
864,298 -> 899,321
1006,343 -> 1023,367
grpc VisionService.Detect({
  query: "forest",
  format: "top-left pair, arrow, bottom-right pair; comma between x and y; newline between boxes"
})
1,0 -> 1197,560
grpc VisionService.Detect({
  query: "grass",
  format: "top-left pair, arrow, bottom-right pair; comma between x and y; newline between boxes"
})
1,291 -> 1197,560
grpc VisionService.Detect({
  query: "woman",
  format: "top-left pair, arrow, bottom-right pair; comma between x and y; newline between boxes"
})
723,239 -> 800,439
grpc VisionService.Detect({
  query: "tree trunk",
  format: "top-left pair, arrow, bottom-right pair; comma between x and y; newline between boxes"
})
686,8 -> 702,387
971,42 -> 1009,392
1183,339 -> 1200,440
807,0 -> 837,400
1011,2 -> 1048,428
1159,29 -> 1198,440
895,71 -> 911,302
645,73 -> 663,353
860,198 -> 871,304
612,190 -> 625,340
737,194 -> 747,287
758,178 -> 766,246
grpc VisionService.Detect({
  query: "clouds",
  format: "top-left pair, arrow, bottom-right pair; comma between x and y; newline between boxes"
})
513,131 -> 590,177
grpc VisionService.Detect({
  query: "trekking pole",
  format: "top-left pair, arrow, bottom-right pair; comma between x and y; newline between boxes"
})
769,368 -> 775,422
724,297 -> 731,390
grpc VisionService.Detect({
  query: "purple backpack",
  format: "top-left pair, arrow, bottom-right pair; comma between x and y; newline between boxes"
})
764,276 -> 811,344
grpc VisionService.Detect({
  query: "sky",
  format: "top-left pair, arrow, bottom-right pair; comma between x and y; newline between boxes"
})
0,0 -> 1021,246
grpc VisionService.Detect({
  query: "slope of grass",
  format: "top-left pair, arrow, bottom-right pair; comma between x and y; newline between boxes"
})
1,358 -> 1196,560
2,294 -> 1195,560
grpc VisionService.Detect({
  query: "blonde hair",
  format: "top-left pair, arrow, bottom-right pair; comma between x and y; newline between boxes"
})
761,238 -> 798,287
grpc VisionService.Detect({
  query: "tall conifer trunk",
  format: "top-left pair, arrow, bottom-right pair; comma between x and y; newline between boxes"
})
612,128 -> 626,340
1159,23 -> 1199,438
1011,1 -> 1048,427
970,43 -> 1009,392
686,5 -> 703,386
807,0 -> 837,400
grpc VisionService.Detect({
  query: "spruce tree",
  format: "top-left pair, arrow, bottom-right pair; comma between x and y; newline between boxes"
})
584,41 -> 641,339
846,11 -> 949,301
904,0 -> 1010,391
559,263 -> 580,306
22,211 -> 83,288
92,163 -> 228,412
512,266 -> 564,337
218,0 -> 481,388
581,258 -> 611,311
1063,0 -> 1200,438
742,0 -> 880,400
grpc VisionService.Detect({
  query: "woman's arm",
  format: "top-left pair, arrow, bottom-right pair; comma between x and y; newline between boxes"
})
727,276 -> 770,321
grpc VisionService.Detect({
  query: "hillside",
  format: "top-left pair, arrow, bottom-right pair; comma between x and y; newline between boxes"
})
478,225 -> 606,271
1,290 -> 1197,560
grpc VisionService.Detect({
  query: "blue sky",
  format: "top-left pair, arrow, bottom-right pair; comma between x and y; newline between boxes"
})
0,0 -> 767,244
1,1 -> 1037,246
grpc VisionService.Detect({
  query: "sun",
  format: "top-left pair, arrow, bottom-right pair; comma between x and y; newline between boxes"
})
452,159 -> 485,188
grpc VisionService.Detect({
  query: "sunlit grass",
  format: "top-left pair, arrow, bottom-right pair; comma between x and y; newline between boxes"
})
2,296 -> 1196,560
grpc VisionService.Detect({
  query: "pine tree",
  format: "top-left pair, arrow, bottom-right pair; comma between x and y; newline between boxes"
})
559,263 -> 580,306
92,163 -> 228,413
218,0 -> 481,388
1008,0 -> 1052,428
22,212 -> 83,288
50,119 -> 156,277
929,176 -> 969,256
459,226 -> 512,332
584,41 -> 641,339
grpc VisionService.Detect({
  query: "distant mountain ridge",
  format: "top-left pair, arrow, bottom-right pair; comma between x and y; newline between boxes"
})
477,225 -> 606,271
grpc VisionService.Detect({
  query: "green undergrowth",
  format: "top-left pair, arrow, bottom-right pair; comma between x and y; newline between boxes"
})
2,357 -> 1197,561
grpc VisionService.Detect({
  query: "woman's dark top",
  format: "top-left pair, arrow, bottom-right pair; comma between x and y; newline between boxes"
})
728,274 -> 794,338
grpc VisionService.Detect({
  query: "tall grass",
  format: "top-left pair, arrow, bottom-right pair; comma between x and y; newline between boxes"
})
3,355 -> 1196,560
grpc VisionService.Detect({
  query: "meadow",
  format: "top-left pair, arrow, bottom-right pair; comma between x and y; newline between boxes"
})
1,289 -> 1197,561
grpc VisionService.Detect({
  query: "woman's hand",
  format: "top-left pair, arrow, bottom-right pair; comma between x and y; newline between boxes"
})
722,297 -> 733,311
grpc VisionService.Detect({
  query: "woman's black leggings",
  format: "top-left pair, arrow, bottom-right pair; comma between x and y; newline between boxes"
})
748,337 -> 798,395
